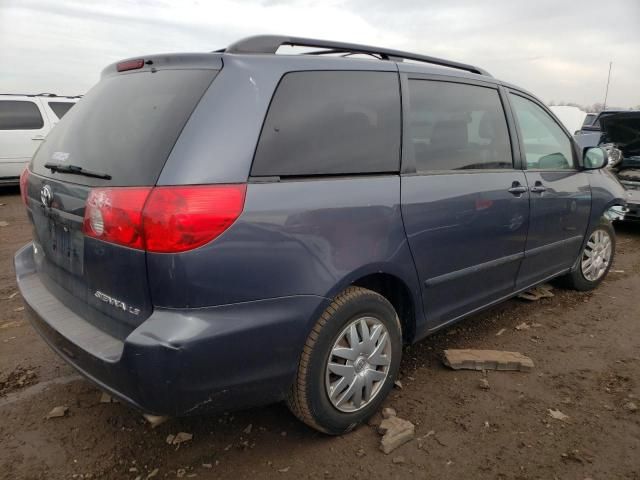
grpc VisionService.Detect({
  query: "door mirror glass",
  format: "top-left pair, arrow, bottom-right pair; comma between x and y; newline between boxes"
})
583,147 -> 607,170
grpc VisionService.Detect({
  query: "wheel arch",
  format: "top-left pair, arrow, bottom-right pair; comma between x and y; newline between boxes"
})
324,266 -> 423,344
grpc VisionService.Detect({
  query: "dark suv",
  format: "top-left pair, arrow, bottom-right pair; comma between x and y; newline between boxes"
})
16,36 -> 626,434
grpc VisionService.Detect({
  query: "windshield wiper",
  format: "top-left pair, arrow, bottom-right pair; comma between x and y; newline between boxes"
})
44,162 -> 111,180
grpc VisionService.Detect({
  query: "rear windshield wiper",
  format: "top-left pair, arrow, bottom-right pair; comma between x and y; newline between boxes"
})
44,162 -> 112,180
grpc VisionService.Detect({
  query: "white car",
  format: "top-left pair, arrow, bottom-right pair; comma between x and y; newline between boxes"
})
0,94 -> 79,184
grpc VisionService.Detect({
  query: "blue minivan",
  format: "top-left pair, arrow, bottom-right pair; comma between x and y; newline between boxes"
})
15,36 -> 626,434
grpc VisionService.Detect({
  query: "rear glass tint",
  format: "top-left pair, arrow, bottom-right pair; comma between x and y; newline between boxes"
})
32,69 -> 217,186
48,101 -> 75,119
251,71 -> 401,177
408,80 -> 512,171
0,100 -> 44,130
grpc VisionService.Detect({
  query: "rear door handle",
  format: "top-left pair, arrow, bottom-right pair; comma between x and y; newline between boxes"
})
32,135 -> 45,141
530,181 -> 546,193
508,182 -> 528,196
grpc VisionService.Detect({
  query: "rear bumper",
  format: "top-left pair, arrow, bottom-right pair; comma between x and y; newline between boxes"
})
15,243 -> 328,416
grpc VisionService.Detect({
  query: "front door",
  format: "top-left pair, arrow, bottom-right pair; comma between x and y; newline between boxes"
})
507,92 -> 590,288
400,77 -> 529,328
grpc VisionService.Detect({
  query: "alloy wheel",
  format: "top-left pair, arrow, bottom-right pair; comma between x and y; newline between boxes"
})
581,229 -> 613,282
324,316 -> 392,413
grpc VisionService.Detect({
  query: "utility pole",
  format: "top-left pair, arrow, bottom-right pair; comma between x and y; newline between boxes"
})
603,61 -> 612,110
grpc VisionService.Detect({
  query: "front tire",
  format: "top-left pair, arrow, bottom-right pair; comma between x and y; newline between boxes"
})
562,221 -> 615,291
286,287 -> 402,435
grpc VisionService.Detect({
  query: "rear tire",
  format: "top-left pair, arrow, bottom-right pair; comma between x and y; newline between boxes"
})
561,221 -> 615,291
286,286 -> 402,435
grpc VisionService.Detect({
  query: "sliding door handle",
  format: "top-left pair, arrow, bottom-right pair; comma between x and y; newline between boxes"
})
508,182 -> 528,195
530,181 -> 546,193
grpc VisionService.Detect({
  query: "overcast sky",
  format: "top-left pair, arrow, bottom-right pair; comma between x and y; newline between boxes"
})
1,0 -> 639,108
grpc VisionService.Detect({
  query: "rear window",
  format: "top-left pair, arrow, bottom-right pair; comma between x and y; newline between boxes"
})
0,100 -> 44,130
408,80 -> 512,171
48,101 -> 75,119
251,71 -> 401,177
32,69 -> 217,186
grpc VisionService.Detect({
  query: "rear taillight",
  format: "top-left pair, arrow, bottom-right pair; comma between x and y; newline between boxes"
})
143,185 -> 247,253
19,168 -> 30,206
83,187 -> 151,249
82,185 -> 246,253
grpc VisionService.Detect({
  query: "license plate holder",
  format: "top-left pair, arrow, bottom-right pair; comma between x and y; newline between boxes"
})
44,216 -> 84,275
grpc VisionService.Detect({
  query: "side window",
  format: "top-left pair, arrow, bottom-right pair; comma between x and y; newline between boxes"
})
509,94 -> 574,170
0,100 -> 44,130
48,101 -> 75,119
251,71 -> 401,177
408,80 -> 512,171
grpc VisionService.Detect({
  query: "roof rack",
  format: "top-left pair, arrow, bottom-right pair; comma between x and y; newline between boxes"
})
0,93 -> 83,99
223,35 -> 491,77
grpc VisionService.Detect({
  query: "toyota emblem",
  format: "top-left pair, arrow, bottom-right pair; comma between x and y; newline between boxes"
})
40,184 -> 53,208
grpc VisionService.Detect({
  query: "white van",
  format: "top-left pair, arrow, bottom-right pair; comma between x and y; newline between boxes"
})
0,94 -> 79,184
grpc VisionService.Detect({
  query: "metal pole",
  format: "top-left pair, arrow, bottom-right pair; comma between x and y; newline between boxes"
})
603,61 -> 612,110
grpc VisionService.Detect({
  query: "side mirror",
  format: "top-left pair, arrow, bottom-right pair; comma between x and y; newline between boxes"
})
583,147 -> 607,170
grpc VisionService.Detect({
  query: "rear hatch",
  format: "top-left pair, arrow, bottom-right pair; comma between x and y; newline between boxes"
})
23,55 -> 219,335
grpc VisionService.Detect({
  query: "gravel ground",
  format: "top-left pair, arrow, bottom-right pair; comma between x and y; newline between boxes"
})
1,186 -> 639,480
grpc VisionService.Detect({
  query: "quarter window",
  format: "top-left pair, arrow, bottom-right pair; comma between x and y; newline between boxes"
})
251,71 -> 401,177
0,100 -> 44,130
509,94 -> 574,170
407,80 -> 512,171
48,101 -> 75,119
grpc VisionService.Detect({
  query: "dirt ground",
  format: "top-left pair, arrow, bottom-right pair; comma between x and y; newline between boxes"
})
1,186 -> 639,480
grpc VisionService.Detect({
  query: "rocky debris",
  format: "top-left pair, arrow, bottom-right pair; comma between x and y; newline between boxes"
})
0,221 -> 9,227
548,408 -> 570,422
278,467 -> 290,473
377,409 -> 415,454
13,306 -> 24,312
416,430 -> 435,450
382,407 -> 396,419
478,378 -> 490,390
0,366 -> 37,396
5,291 -> 18,300
146,468 -> 159,479
394,380 -> 403,390
495,328 -> 506,336
392,456 -> 405,464
46,405 -> 69,419
443,349 -> 534,372
166,432 -> 193,445
243,424 -> 253,434
518,284 -> 554,301
99,392 -> 118,403
560,449 -> 593,464
0,320 -> 22,329
515,322 -> 530,331
624,401 -> 638,413
143,414 -> 168,428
